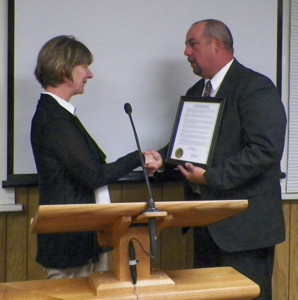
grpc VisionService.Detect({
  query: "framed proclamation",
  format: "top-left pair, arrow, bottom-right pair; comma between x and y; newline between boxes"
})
166,96 -> 225,168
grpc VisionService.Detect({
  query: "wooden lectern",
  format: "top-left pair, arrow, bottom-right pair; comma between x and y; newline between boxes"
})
0,200 -> 260,299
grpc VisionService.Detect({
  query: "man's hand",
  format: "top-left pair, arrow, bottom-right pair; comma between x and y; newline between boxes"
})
177,162 -> 207,185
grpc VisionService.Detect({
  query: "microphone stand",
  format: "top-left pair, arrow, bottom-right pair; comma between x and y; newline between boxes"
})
124,103 -> 159,259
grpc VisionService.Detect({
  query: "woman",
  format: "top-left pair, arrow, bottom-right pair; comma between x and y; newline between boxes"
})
31,35 -> 157,279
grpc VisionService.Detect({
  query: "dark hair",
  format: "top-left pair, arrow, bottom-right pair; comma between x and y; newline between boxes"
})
192,19 -> 234,52
34,35 -> 93,88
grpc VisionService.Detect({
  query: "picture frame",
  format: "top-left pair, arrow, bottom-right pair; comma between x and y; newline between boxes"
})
166,96 -> 225,168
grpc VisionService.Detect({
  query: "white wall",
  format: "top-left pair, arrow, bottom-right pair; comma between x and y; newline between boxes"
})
0,0 -> 15,204
0,0 -> 288,203
12,0 -> 278,175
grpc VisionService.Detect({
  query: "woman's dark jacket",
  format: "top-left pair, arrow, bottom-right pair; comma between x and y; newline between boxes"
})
31,94 -> 141,268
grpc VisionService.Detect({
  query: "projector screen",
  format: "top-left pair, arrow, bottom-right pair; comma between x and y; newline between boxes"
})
7,0 -> 279,181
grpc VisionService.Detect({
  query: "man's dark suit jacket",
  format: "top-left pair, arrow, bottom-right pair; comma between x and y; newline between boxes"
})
31,94 -> 141,268
183,59 -> 287,252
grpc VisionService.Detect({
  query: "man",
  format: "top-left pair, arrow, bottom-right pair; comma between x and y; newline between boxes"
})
148,19 -> 286,299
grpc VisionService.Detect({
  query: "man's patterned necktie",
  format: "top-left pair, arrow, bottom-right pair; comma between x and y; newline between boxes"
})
203,80 -> 212,97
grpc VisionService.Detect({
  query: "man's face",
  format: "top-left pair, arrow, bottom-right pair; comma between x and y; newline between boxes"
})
184,23 -> 215,78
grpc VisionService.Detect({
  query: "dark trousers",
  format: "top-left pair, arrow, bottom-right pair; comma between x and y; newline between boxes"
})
193,227 -> 274,300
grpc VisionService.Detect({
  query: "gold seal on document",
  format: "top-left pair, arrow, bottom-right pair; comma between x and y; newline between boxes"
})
175,148 -> 183,159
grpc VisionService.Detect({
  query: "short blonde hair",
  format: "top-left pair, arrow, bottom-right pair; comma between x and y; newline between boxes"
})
34,35 -> 93,88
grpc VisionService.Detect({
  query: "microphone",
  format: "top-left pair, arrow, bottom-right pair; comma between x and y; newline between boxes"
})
128,240 -> 138,285
124,102 -> 158,258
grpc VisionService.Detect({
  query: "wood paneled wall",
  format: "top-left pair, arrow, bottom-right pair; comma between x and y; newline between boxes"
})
0,182 -> 297,299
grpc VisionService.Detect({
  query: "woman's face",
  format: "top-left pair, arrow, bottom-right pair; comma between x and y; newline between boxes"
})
69,64 -> 93,96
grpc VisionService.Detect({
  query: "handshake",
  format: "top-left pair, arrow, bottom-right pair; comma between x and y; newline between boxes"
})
143,150 -> 163,176
143,150 -> 207,185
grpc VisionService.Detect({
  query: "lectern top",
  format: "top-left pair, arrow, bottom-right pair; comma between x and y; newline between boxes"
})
31,200 -> 248,234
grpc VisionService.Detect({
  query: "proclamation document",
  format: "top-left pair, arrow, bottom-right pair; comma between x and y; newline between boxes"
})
166,97 -> 225,167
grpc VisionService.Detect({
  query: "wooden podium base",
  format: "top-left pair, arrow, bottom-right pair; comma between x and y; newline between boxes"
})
89,268 -> 175,296
23,201 -> 259,299
0,267 -> 260,300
